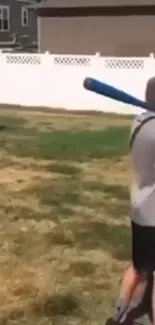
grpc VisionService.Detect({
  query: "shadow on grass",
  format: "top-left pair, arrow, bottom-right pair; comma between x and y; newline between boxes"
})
18,174 -> 129,219
83,180 -> 129,200
103,200 -> 129,219
32,292 -> 80,317
0,114 -> 27,128
9,207 -> 131,262
0,292 -> 83,324
1,125 -> 129,161
10,176 -> 131,261
37,178 -> 81,208
44,220 -> 131,262
68,220 -> 130,261
45,163 -> 82,175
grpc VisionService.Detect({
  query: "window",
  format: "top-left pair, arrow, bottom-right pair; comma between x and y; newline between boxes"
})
0,6 -> 10,31
22,8 -> 28,27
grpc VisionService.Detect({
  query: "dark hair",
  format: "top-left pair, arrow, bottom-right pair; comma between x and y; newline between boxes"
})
145,76 -> 155,106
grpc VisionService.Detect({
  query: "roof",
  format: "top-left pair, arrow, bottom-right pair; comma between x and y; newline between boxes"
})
28,0 -> 155,9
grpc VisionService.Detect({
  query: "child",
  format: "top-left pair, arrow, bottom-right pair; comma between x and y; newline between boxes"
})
112,76 -> 155,324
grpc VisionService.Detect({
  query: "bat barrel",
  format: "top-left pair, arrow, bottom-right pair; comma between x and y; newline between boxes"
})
83,77 -> 151,111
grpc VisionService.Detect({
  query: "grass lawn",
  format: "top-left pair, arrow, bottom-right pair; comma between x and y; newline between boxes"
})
0,109 -> 132,325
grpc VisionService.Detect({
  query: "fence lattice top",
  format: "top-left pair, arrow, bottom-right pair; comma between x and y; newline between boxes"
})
3,53 -> 145,70
105,59 -> 144,69
6,55 -> 42,65
53,56 -> 91,66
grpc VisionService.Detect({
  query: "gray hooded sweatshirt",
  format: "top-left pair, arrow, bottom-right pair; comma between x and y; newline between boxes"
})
130,76 -> 155,226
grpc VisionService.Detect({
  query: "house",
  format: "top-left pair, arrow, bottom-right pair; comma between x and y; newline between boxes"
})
0,0 -> 37,51
29,0 -> 155,56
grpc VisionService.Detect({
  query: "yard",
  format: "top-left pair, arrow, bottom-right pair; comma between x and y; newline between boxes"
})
0,108 -> 132,325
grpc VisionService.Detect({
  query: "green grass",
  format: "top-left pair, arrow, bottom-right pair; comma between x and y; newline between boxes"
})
0,108 -> 132,325
1,125 -> 129,160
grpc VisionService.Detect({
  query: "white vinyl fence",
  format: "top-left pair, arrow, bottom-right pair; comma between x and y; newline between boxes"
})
1,51 -> 155,114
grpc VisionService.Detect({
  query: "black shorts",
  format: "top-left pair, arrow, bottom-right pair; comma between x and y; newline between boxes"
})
132,221 -> 155,273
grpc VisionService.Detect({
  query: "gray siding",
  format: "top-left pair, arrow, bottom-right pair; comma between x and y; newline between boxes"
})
0,0 -> 37,48
39,16 -> 155,56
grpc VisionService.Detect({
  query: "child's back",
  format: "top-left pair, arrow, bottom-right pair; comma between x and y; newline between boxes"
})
131,77 -> 155,227
131,113 -> 155,226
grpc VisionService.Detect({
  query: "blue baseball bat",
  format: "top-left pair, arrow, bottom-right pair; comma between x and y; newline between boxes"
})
83,77 -> 153,112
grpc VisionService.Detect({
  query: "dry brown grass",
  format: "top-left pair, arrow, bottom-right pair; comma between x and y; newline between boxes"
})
0,109 -> 132,325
